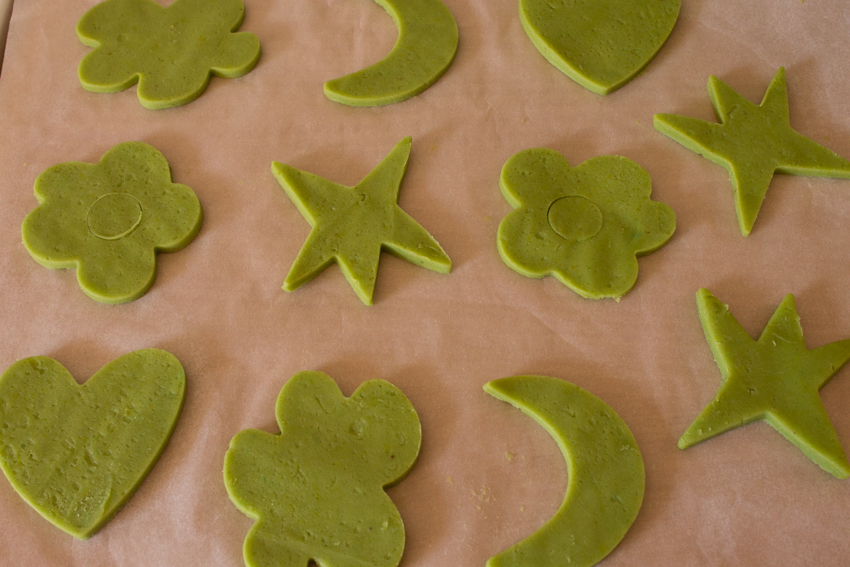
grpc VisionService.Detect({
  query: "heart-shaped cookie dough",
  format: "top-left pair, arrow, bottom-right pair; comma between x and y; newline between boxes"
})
0,349 -> 185,539
519,0 -> 680,94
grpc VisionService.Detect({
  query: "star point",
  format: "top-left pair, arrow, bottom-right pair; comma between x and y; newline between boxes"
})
655,68 -> 850,236
680,288 -> 850,478
273,137 -> 451,305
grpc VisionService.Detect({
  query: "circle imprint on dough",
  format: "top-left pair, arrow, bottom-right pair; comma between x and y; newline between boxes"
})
86,193 -> 143,241
547,196 -> 603,242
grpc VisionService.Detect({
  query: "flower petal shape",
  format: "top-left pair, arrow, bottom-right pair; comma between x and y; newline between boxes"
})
224,371 -> 421,567
497,148 -> 675,299
77,0 -> 261,109
22,141 -> 203,304
0,349 -> 186,539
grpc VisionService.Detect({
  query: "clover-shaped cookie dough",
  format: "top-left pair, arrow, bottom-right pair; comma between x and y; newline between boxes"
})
77,0 -> 261,109
224,371 -> 421,567
22,141 -> 203,304
0,349 -> 186,539
497,149 -> 675,299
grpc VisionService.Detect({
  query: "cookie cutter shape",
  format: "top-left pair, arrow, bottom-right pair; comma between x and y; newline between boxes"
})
77,0 -> 261,109
273,137 -> 451,305
680,289 -> 850,479
22,141 -> 203,304
323,0 -> 458,107
485,376 -> 644,567
497,148 -> 675,299
520,0 -> 680,95
654,68 -> 850,236
0,349 -> 186,539
224,371 -> 421,567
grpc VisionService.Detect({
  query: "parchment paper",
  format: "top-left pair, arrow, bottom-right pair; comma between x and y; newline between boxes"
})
0,0 -> 849,565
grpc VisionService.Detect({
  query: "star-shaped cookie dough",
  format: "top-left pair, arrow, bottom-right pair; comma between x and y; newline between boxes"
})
680,289 -> 850,478
272,137 -> 451,305
655,68 -> 850,236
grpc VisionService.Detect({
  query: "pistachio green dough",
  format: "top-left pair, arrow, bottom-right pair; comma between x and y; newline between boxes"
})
519,0 -> 680,95
22,141 -> 203,304
497,148 -> 675,299
323,0 -> 458,107
680,289 -> 850,479
484,376 -> 645,567
655,68 -> 850,236
0,349 -> 186,539
224,371 -> 421,567
272,137 -> 451,305
77,0 -> 261,109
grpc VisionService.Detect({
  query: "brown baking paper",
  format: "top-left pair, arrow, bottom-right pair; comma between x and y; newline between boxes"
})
1,0 -> 849,565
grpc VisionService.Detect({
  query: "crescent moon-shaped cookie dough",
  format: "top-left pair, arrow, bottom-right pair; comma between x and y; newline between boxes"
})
323,0 -> 458,107
519,0 -> 680,95
484,375 -> 645,567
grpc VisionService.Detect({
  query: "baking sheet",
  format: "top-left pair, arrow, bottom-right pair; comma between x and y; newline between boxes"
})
0,0 -> 849,565
0,0 -> 12,73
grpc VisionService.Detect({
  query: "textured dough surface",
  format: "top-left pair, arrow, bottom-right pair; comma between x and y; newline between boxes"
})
654,68 -> 850,235
77,0 -> 261,109
485,376 -> 645,567
0,349 -> 186,539
497,148 -> 676,299
323,0 -> 458,106
224,371 -> 421,567
22,141 -> 203,304
519,0 -> 680,94
273,137 -> 451,305
680,289 -> 850,479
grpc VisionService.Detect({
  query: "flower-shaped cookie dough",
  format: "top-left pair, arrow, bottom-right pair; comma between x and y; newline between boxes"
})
22,142 -> 203,304
77,0 -> 261,109
498,149 -> 675,299
224,371 -> 421,567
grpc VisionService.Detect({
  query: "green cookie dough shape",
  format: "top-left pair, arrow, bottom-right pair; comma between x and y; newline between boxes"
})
22,141 -> 203,304
484,375 -> 645,567
224,371 -> 422,567
680,289 -> 850,479
77,0 -> 261,109
519,0 -> 680,95
497,148 -> 675,300
0,349 -> 186,539
272,137 -> 451,305
654,68 -> 850,236
323,0 -> 458,107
